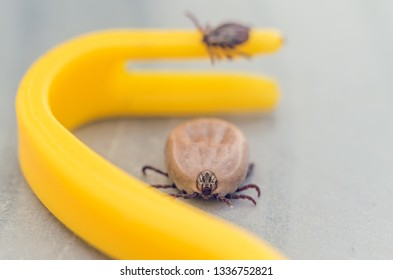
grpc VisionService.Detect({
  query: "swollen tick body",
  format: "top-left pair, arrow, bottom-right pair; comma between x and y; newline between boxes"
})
142,118 -> 260,207
186,12 -> 251,64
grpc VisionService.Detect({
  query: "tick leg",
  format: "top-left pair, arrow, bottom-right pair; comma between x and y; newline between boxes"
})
215,195 -> 233,207
230,47 -> 251,59
236,183 -> 261,197
245,163 -> 254,180
213,46 -> 225,60
220,47 -> 234,60
170,192 -> 199,199
227,193 -> 257,206
209,45 -> 225,63
142,165 -> 168,177
151,184 -> 176,189
222,45 -> 250,60
219,46 -> 235,60
206,45 -> 217,64
185,11 -> 205,33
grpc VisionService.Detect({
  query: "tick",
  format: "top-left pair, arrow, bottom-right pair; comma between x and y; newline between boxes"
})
142,118 -> 260,207
186,12 -> 251,64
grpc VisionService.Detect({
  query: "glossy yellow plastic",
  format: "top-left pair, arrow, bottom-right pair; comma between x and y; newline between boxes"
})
16,29 -> 284,259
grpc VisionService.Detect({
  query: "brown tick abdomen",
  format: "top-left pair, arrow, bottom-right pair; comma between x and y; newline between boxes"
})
165,118 -> 249,195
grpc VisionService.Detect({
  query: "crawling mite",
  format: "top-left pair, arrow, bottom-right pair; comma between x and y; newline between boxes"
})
142,118 -> 260,207
186,11 -> 251,64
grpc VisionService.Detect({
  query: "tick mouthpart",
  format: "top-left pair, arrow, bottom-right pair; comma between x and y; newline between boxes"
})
202,187 -> 212,196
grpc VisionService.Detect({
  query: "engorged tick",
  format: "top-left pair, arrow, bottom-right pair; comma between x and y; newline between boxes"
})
142,118 -> 261,207
186,12 -> 251,64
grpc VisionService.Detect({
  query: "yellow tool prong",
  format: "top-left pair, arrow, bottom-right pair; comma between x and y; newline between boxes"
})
43,29 -> 282,129
110,71 -> 279,116
59,29 -> 283,61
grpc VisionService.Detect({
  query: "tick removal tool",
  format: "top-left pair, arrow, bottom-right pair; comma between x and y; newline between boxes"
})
16,27 -> 284,259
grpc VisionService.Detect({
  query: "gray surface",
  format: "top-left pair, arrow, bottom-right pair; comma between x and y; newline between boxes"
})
1,0 -> 393,259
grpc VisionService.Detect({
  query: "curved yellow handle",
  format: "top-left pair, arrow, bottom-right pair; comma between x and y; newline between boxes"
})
16,29 -> 285,259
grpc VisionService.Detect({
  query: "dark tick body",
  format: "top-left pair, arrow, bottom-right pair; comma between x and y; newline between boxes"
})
186,12 -> 251,63
142,118 -> 260,207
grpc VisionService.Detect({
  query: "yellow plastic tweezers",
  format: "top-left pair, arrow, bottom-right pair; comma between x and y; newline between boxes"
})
16,29 -> 285,259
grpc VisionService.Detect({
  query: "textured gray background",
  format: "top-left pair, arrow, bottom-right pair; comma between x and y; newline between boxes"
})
1,0 -> 393,259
